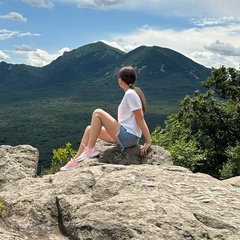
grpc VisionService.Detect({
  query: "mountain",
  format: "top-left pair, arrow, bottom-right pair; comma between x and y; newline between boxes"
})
0,41 -> 211,172
0,42 -> 125,100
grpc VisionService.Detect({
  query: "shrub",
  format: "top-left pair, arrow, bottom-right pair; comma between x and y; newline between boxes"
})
220,145 -> 240,179
0,199 -> 7,217
41,142 -> 77,175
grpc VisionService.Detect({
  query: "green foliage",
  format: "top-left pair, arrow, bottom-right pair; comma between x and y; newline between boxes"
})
151,121 -> 206,172
203,66 -> 240,101
152,66 -> 240,179
41,142 -> 77,175
220,146 -> 240,179
0,199 -> 7,217
168,139 -> 206,171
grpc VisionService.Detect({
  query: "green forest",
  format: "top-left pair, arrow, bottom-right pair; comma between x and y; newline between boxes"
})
0,42 -> 211,173
151,66 -> 240,179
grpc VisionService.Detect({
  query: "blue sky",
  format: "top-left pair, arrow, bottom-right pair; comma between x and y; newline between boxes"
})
0,0 -> 240,68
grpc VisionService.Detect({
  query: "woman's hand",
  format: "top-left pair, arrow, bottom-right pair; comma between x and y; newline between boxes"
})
140,143 -> 151,157
132,109 -> 152,157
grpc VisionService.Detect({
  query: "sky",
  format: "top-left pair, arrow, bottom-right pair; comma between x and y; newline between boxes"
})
0,0 -> 240,69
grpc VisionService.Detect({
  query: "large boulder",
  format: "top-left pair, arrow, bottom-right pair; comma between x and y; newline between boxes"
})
0,141 -> 240,240
0,145 -> 38,184
98,141 -> 172,165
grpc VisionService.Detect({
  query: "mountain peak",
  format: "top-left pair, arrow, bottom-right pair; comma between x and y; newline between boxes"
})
0,42 -> 211,171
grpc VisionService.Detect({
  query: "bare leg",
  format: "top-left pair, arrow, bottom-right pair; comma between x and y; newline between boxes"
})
87,109 -> 121,149
73,109 -> 120,159
73,126 -> 91,159
60,109 -> 120,170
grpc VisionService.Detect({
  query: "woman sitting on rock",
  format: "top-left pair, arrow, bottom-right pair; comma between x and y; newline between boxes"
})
60,66 -> 151,170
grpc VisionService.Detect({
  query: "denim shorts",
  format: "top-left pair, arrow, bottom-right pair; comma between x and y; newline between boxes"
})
117,125 -> 139,151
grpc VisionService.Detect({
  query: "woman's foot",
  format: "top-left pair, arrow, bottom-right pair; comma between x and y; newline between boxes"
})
75,146 -> 99,162
60,158 -> 80,171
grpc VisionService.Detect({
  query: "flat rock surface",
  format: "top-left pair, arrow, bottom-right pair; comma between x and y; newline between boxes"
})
0,142 -> 240,239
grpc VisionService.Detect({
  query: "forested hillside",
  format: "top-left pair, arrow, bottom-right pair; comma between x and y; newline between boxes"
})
0,41 -> 211,172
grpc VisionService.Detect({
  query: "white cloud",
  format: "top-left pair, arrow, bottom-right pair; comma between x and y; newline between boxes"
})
64,0 -> 240,17
191,51 -> 240,69
149,0 -> 239,18
22,0 -> 54,8
18,32 -> 41,37
0,29 -> 40,40
15,47 -> 70,67
26,0 -> 238,17
0,50 -> 10,61
204,40 -> 240,56
192,16 -> 240,27
15,44 -> 36,51
0,12 -> 27,22
76,0 -> 123,9
99,40 -> 125,51
19,0 -> 240,17
104,23 -> 240,69
0,29 -> 19,40
15,22 -> 240,68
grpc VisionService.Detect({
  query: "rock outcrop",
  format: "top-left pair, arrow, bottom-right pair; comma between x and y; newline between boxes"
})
0,145 -> 38,184
0,141 -> 240,240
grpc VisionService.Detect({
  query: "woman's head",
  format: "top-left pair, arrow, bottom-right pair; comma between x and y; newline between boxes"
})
118,66 -> 146,113
118,66 -> 136,87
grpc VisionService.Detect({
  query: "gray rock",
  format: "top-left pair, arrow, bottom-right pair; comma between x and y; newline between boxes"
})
0,145 -> 38,185
0,141 -> 240,240
98,142 -> 172,165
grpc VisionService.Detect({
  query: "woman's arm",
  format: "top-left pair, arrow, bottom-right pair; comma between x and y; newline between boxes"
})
133,109 -> 152,157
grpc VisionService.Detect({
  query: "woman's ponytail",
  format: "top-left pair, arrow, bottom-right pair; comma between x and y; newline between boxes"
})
119,66 -> 147,113
134,87 -> 146,113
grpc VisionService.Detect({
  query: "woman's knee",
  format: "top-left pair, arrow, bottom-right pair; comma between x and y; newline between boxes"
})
92,108 -> 105,117
84,125 -> 91,133
93,108 -> 104,114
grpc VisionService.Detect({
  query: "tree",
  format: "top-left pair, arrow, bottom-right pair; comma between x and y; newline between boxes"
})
152,66 -> 240,179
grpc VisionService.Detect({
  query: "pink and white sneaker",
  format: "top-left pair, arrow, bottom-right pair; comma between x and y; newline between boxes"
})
75,146 -> 99,162
60,158 -> 80,171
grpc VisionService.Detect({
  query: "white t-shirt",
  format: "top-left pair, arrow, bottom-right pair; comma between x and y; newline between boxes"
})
118,88 -> 142,138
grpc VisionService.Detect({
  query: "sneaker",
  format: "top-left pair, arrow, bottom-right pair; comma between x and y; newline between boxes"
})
60,158 -> 80,171
75,146 -> 99,162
